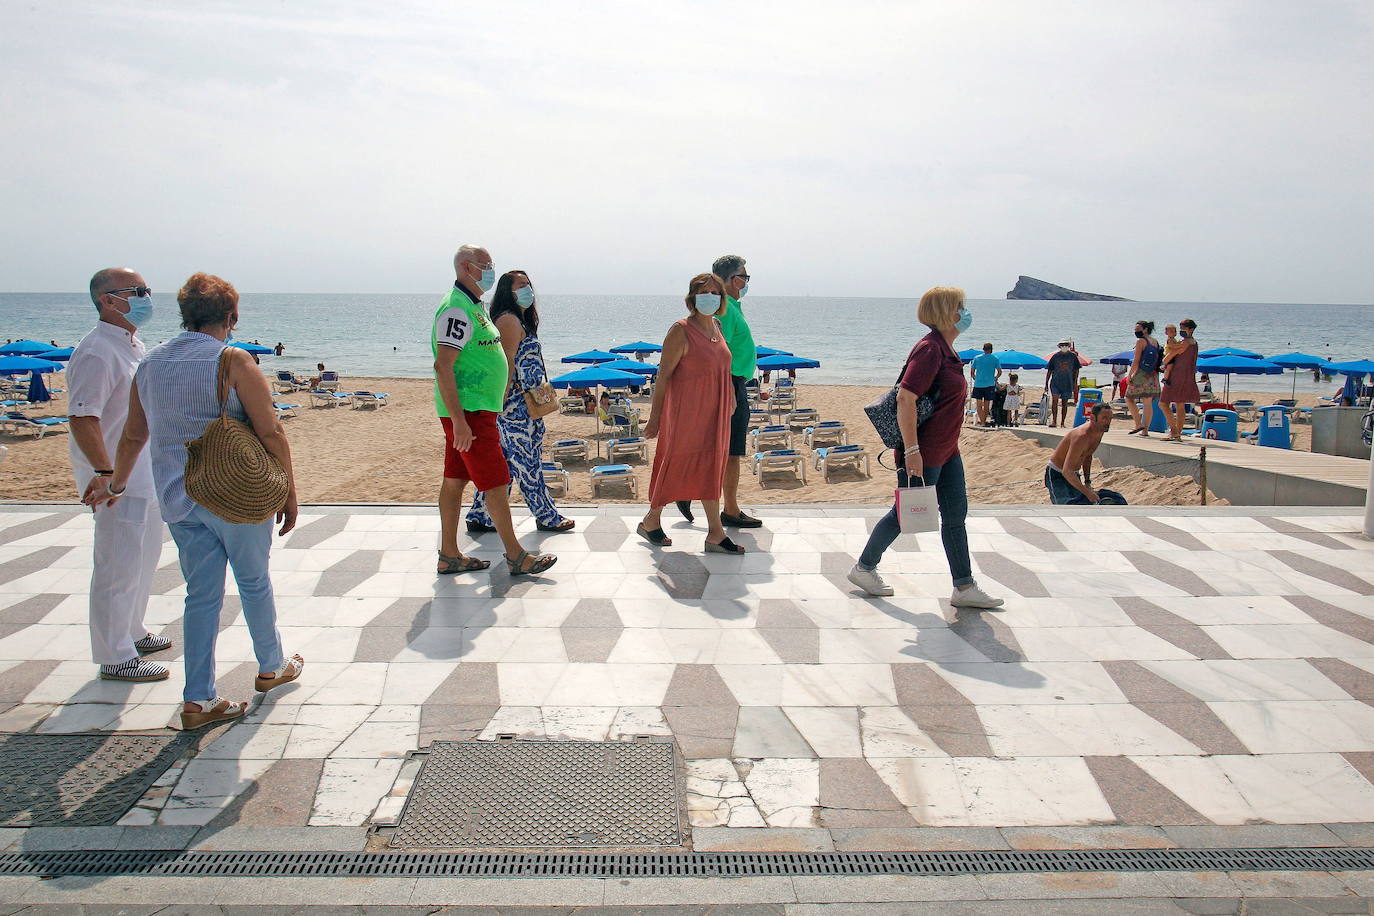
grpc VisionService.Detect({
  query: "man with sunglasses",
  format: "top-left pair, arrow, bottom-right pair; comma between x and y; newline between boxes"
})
66,268 -> 172,682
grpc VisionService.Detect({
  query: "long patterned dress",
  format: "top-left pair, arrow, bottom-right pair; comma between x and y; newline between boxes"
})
646,317 -> 734,506
467,332 -> 566,527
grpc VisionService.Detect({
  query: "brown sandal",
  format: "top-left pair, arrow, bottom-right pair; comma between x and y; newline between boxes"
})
438,553 -> 491,575
255,653 -> 305,692
180,696 -> 246,730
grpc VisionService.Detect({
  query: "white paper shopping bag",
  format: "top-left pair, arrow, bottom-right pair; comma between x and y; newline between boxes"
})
895,485 -> 939,533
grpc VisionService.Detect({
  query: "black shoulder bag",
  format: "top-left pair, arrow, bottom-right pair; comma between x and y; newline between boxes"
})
864,346 -> 941,450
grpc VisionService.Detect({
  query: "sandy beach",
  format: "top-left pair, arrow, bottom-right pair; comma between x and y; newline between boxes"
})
8,376 -> 1338,507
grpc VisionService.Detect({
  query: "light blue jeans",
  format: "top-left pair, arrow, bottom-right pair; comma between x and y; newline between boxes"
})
168,504 -> 285,704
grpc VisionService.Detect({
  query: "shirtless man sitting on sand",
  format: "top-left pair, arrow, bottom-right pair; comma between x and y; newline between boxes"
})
1044,402 -> 1113,504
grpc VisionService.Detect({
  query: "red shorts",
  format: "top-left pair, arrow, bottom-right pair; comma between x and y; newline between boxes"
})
440,411 -> 511,492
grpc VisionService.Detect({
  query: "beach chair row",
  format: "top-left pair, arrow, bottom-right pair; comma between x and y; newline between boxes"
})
306,390 -> 389,409
751,444 -> 871,485
0,412 -> 68,439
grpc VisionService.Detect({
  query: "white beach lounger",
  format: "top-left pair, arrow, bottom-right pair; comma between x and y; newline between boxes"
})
749,425 -> 791,452
606,436 -> 649,462
785,408 -> 819,429
751,448 -> 806,486
273,402 -> 299,419
558,396 -> 585,414
541,461 -> 571,496
815,444 -> 871,481
309,389 -> 352,408
1,413 -> 68,439
351,391 -> 389,409
317,370 -> 341,392
803,421 -> 848,448
590,464 -> 638,498
549,438 -> 591,463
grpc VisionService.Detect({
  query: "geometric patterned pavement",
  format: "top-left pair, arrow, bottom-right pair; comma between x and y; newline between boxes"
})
2,504 -> 1374,841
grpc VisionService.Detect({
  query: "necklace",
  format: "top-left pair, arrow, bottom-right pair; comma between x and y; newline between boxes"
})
694,317 -> 719,342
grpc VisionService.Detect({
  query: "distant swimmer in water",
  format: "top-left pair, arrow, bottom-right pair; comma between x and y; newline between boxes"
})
274,342 -> 284,356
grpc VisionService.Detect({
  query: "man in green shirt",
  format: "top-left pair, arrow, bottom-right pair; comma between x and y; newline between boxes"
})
675,254 -> 763,529
433,245 -> 555,577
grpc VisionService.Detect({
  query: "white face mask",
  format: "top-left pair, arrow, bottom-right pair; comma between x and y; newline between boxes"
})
694,293 -> 721,315
1058,345 -> 1071,352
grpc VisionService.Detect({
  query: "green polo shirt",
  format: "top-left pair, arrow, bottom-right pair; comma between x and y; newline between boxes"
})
718,295 -> 757,378
431,285 -> 508,416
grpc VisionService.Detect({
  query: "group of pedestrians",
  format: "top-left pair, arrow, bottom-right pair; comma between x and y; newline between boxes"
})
1123,317 -> 1201,441
68,257 -> 1008,729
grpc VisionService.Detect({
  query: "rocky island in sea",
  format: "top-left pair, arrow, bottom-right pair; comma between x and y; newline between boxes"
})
1006,275 -> 1131,301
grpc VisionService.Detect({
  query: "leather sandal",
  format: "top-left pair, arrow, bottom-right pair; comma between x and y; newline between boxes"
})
536,518 -> 576,532
505,550 -> 557,576
255,653 -> 305,692
180,696 -> 246,730
636,522 -> 672,546
705,536 -> 746,554
438,552 -> 491,574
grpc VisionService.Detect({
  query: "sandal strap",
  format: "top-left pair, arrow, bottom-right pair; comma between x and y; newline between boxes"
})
187,696 -> 238,713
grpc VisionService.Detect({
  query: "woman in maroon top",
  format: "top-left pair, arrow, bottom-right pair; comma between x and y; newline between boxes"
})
847,287 -> 1003,608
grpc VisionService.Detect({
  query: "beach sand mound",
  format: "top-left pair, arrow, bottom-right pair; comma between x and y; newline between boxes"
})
2,378 -> 1224,507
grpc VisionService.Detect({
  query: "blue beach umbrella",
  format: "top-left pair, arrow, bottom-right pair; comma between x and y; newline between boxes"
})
1326,359 -> 1374,376
561,349 -> 619,364
27,371 -> 50,404
609,341 -> 662,355
756,354 -> 820,371
956,348 -> 982,364
35,347 -> 74,362
549,366 -> 646,389
1099,351 -> 1136,366
228,341 -> 274,355
994,350 -> 1047,370
599,358 -> 658,377
1269,352 -> 1334,398
0,340 -> 55,356
755,346 -> 793,357
0,356 -> 62,374
1196,356 -> 1284,402
1199,347 -> 1264,359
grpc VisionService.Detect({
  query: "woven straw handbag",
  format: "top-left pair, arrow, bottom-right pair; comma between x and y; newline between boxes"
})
183,348 -> 290,524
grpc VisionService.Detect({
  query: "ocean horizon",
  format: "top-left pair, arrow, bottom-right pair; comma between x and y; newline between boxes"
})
4,292 -> 1370,395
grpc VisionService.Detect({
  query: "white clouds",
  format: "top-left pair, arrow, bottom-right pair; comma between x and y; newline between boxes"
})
1,0 -> 1370,301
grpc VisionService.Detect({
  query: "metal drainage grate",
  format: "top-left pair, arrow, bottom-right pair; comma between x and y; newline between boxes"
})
2,847 -> 1374,878
0,732 -> 193,827
390,740 -> 681,848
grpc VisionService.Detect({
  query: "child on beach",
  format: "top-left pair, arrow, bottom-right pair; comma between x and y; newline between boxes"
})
1162,325 -> 1181,384
1005,373 -> 1024,425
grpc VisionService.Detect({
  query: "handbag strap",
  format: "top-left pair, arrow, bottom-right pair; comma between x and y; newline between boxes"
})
214,348 -> 233,421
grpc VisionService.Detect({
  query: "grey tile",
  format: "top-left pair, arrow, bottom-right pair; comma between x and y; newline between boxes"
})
418,704 -> 498,745
664,705 -> 739,759
601,876 -> 796,906
692,827 -> 834,852
732,707 -> 814,758
1257,516 -> 1356,551
205,757 -> 324,828
829,827 -> 1009,851
1244,895 -> 1374,914
816,758 -> 914,828
0,594 -> 65,626
561,597 -> 623,628
975,870 -> 1173,899
0,546 -> 70,587
663,664 -> 739,708
1161,824 -> 1344,848
0,660 -> 60,704
0,512 -> 69,546
16,827 -> 125,851
891,664 -> 993,757
947,608 -> 1024,663
1288,595 -> 1374,646
970,552 -> 1049,598
422,662 -> 499,706
791,874 -> 986,903
1269,551 -> 1374,596
282,513 -> 350,550
151,559 -> 185,594
1122,552 -> 1220,597
1084,756 -> 1208,826
998,517 -> 1067,552
655,553 -> 710,600
561,627 -> 623,663
1225,870 -> 1353,898
314,550 -> 385,597
1102,661 -> 1248,754
1115,598 -> 1233,660
1000,826 -> 1176,850
755,599 -> 818,630
757,627 -> 820,665
1128,517 -> 1211,552
1310,659 -> 1374,702
192,825 -> 368,851
1328,822 -> 1374,846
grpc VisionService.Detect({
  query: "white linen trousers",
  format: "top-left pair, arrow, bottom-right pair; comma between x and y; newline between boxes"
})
89,494 -> 163,664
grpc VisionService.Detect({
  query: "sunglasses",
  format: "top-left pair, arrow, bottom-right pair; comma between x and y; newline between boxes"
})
107,286 -> 152,297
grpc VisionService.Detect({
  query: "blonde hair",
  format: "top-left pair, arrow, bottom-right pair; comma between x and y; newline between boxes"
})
916,286 -> 965,329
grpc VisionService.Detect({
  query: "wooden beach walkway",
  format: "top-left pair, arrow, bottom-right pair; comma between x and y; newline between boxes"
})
1005,424 -> 1370,506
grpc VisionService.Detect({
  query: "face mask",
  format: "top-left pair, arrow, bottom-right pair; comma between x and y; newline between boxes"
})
738,281 -> 749,297
121,294 -> 154,328
694,293 -> 721,315
954,307 -> 973,333
1058,345 -> 1071,352
1181,329 -> 1191,339
475,266 -> 496,292
514,286 -> 534,308
1134,329 -> 1145,339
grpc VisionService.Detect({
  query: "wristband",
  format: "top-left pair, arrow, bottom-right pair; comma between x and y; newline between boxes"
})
94,470 -> 113,476
106,481 -> 126,497
904,446 -> 921,455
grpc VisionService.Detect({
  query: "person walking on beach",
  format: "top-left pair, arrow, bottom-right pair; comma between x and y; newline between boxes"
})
1160,318 -> 1200,442
465,271 -> 574,534
675,255 -> 762,530
638,274 -> 744,554
847,287 -> 1002,608
969,343 -> 1000,426
67,268 -> 172,683
1124,320 -> 1163,437
84,273 -> 303,729
433,246 -> 555,577
1045,402 -> 1116,504
1044,338 -> 1080,427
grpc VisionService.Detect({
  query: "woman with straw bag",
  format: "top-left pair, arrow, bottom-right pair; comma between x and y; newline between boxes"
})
84,273 -> 303,730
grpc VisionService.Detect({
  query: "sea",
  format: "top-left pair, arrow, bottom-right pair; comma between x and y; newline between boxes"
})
3,293 -> 1370,396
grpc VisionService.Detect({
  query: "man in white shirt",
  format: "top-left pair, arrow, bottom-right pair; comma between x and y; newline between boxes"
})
67,268 -> 172,682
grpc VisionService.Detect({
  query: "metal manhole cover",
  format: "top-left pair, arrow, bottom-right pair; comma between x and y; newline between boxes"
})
0,732 -> 193,827
390,740 -> 681,849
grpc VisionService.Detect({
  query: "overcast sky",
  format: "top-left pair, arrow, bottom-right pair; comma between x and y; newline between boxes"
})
2,0 -> 1371,302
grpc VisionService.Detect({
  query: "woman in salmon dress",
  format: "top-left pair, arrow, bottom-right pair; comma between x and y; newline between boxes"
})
637,274 -> 745,554
1159,318 -> 1200,442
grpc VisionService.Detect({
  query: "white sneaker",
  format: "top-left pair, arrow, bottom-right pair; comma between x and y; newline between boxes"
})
847,564 -> 894,597
950,583 -> 1004,609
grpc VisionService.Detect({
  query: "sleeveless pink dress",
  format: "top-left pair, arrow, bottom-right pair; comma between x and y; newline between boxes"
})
647,317 -> 733,506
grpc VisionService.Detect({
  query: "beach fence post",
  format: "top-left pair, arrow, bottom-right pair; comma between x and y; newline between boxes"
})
1199,446 -> 1208,506
1364,450 -> 1373,538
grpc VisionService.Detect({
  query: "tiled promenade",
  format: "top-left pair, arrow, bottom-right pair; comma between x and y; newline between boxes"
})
2,502 -> 1374,910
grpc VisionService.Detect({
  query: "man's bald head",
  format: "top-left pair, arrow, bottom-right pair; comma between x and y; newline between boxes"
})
89,267 -> 141,309
453,245 -> 492,275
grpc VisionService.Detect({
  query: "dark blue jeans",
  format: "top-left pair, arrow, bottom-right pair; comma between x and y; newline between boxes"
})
858,454 -> 973,587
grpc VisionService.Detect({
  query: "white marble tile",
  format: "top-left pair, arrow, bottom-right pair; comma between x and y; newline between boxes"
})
1141,659 -> 1353,702
870,757 -> 972,826
479,706 -> 546,740
200,723 -> 293,760
160,758 -> 276,823
1012,626 -> 1195,663
739,758 -> 819,828
1148,596 -> 1320,627
1202,624 -> 1374,659
930,662 -> 1127,706
859,707 -> 946,758
283,705 -> 374,758
979,704 -> 1201,757
608,706 -> 673,739
1207,700 -> 1374,753
333,720 -> 419,758
716,664 -> 896,707
685,758 -> 766,828
310,758 -> 404,826
784,706 -> 862,757
820,628 -> 988,665
540,706 -> 617,741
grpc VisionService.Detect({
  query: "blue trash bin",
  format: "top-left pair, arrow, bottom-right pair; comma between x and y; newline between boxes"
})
1072,388 -> 1103,427
1256,405 -> 1291,449
1149,398 -> 1170,433
1199,409 -> 1239,442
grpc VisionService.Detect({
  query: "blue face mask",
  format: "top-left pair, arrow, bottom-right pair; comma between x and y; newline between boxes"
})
121,294 -> 154,328
738,281 -> 749,297
514,286 -> 534,308
476,267 -> 496,292
694,293 -> 721,315
954,307 -> 973,333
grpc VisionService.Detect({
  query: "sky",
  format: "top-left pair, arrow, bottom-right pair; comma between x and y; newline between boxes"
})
1,0 -> 1371,302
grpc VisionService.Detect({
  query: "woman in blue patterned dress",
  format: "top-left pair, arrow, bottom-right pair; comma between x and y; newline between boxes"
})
466,271 -> 575,533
